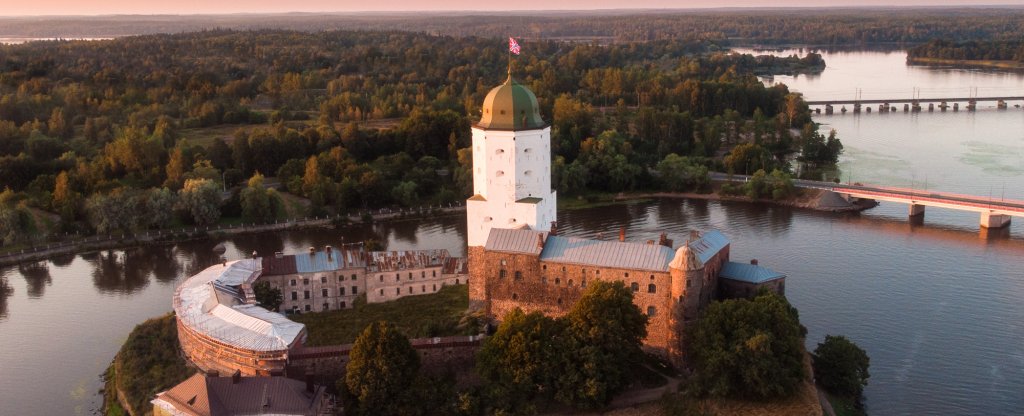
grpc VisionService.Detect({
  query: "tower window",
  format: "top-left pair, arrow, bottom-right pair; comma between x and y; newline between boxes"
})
496,149 -> 505,154
630,282 -> 639,292
647,306 -> 656,317
524,148 -> 532,153
524,170 -> 532,176
648,284 -> 657,294
514,271 -> 523,281
496,170 -> 505,177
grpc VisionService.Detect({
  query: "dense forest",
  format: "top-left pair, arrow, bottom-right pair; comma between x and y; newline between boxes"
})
0,29 -> 828,246
908,39 -> 1024,63
2,8 -> 1023,45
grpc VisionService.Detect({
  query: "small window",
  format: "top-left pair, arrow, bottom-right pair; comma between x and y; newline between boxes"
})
596,270 -> 600,275
495,148 -> 505,154
686,279 -> 691,288
524,148 -> 532,153
321,276 -> 327,283
500,270 -> 507,279
648,284 -> 657,294
351,274 -> 357,280
561,266 -> 566,272
514,271 -> 523,281
290,279 -> 296,286
432,270 -> 436,277
303,278 -> 309,285
408,272 -> 413,280
524,170 -> 532,176
396,288 -> 400,295
396,274 -> 400,282
352,286 -> 358,295
555,278 -> 561,285
340,287 -> 346,296
624,273 -> 629,278
340,301 -> 346,308
496,170 -> 505,177
323,303 -> 329,311
512,293 -> 518,300
339,276 -> 344,282
542,276 -> 548,284
322,288 -> 328,297
568,279 -> 575,287
647,306 -> 656,317
422,285 -> 426,293
408,287 -> 413,294
581,278 -> 587,288
650,275 -> 655,280
456,278 -> 460,284
291,291 -> 297,300
304,290 -> 310,299
630,283 -> 639,293
379,275 -> 384,282
557,298 -> 563,305
542,264 -> 547,271
380,289 -> 384,296
433,284 -> 437,291
421,271 -> 425,278
304,304 -> 311,312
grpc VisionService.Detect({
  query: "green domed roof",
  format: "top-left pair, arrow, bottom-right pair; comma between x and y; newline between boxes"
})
477,75 -> 546,131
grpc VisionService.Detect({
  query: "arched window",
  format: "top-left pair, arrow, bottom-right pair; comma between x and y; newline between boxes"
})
499,270 -> 507,279
568,279 -> 575,287
557,298 -> 563,305
581,278 -> 587,288
422,285 -> 426,293
379,275 -> 383,282
630,282 -> 639,292
647,306 -> 656,317
555,278 -> 561,285
395,288 -> 400,295
496,170 -> 505,177
512,293 -> 518,300
455,278 -> 460,284
648,284 -> 657,294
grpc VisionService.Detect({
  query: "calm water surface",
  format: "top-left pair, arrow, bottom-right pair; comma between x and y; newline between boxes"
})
1,50 -> 1023,416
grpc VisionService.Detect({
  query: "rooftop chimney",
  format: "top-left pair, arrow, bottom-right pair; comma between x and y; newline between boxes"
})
309,246 -> 316,256
750,259 -> 759,265
537,233 -> 545,250
619,227 -> 626,242
326,245 -> 333,261
549,221 -> 559,236
658,233 -> 673,248
251,251 -> 258,259
232,369 -> 241,384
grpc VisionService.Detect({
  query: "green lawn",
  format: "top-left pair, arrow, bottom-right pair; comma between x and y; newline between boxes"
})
291,284 -> 477,346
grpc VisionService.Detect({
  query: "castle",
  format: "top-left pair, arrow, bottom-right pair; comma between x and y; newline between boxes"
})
466,73 -> 785,365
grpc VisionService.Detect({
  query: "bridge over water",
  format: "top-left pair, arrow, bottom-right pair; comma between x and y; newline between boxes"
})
803,96 -> 1024,114
712,173 -> 1022,229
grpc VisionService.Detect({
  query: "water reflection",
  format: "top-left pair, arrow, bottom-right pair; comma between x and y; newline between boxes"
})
50,253 -> 75,268
0,276 -> 11,318
19,261 -> 51,298
90,250 -> 149,294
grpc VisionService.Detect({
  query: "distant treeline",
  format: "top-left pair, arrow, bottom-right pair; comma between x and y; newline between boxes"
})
1,8 -> 1024,45
0,29 -> 828,246
907,39 -> 1024,63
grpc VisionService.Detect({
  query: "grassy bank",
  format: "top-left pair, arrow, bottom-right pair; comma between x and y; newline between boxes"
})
103,313 -> 195,416
824,391 -> 867,416
291,284 -> 476,346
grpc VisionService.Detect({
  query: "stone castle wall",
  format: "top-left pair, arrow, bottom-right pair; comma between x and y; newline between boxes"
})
288,335 -> 484,380
177,319 -> 295,377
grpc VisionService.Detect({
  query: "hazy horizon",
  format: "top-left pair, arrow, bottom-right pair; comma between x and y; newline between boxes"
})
2,1 -> 1023,17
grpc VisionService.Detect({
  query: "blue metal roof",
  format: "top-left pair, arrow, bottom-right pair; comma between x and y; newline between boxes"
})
689,230 -> 729,264
540,235 -> 675,272
720,261 -> 786,284
294,251 -> 344,273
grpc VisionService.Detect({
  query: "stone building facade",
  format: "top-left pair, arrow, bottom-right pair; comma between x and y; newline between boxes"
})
470,228 -> 731,365
257,245 -> 468,313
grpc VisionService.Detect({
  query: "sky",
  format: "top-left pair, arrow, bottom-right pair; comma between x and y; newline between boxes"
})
1,1 -> 1022,17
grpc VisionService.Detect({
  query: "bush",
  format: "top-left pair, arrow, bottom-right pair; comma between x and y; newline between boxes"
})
813,335 -> 870,399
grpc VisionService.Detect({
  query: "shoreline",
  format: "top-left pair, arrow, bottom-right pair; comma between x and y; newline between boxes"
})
906,56 -> 1024,71
2,189 -> 872,267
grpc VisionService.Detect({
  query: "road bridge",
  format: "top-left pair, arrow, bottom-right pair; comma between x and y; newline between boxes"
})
711,173 -> 1022,229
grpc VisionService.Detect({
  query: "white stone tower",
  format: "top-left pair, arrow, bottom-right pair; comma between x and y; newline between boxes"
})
465,74 -> 556,247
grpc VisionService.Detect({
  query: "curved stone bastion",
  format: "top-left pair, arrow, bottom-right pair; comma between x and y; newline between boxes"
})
173,259 -> 307,376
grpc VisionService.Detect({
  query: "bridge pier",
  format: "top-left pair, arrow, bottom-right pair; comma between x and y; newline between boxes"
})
903,103 -> 910,112
853,103 -> 861,114
908,204 -> 925,217
997,100 -> 1007,110
825,104 -> 834,115
953,103 -> 959,111
866,106 -> 872,113
967,100 -> 977,111
980,212 -> 1011,229
912,102 -> 921,112
939,102 -> 947,112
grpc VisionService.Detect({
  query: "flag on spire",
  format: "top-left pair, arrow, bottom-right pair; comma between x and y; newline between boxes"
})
509,37 -> 521,55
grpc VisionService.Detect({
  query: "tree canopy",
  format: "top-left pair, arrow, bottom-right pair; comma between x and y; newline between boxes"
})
344,320 -> 421,416
686,291 -> 807,401
813,335 -> 870,399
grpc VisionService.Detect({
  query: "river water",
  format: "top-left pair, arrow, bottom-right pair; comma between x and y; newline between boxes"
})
1,50 -> 1023,416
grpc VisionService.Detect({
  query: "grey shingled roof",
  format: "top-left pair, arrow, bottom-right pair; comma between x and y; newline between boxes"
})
689,230 -> 729,264
153,373 -> 324,416
485,228 -> 546,255
540,235 -> 676,272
